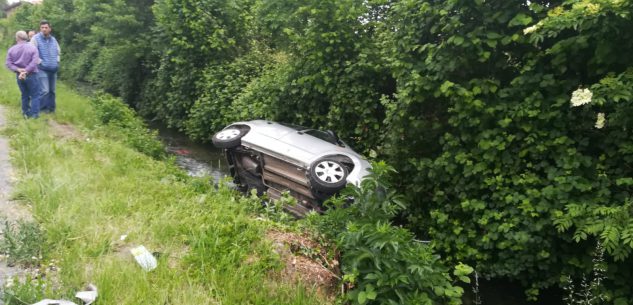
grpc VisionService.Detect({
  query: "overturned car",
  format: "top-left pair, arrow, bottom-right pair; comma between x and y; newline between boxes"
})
212,120 -> 371,215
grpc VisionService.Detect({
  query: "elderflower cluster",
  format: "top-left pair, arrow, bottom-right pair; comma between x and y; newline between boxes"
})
523,21 -> 544,35
595,113 -> 605,129
523,24 -> 539,35
570,88 -> 593,107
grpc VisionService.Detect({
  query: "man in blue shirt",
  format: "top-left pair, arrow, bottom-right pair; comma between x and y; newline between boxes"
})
31,20 -> 60,113
5,31 -> 41,119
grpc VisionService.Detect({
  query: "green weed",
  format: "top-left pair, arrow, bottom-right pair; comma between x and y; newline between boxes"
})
91,93 -> 166,159
0,220 -> 45,267
3,276 -> 51,305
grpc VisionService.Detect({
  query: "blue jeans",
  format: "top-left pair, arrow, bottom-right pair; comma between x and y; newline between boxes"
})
37,69 -> 57,113
17,73 -> 41,118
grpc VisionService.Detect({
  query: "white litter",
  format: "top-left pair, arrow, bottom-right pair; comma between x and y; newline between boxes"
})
31,299 -> 77,305
130,245 -> 157,271
75,283 -> 98,305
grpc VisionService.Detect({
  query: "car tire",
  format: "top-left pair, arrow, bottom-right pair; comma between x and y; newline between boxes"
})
309,157 -> 348,193
212,126 -> 249,149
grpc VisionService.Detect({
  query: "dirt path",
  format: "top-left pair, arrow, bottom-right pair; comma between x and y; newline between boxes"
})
0,105 -> 32,299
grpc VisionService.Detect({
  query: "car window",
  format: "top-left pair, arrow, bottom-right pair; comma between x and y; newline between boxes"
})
303,129 -> 339,145
279,122 -> 346,147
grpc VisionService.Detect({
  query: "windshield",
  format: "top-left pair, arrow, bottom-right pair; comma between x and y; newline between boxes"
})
279,122 -> 343,146
303,129 -> 338,145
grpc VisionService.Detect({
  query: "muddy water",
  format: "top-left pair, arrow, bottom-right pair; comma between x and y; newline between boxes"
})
150,123 -> 230,181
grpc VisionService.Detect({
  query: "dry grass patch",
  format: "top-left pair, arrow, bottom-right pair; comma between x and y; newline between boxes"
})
48,120 -> 85,141
266,230 -> 340,299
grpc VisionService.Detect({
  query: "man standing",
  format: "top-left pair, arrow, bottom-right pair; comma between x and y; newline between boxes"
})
31,20 -> 60,113
5,31 -> 41,119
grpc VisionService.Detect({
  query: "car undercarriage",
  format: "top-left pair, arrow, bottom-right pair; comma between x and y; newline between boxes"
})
227,146 -> 355,216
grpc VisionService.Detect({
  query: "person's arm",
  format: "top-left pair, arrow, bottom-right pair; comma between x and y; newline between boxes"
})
25,49 -> 39,73
56,41 -> 61,62
5,51 -> 19,72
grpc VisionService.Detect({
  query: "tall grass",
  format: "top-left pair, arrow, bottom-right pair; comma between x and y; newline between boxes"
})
0,50 -> 328,305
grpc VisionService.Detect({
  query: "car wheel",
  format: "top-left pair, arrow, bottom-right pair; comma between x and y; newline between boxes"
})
212,126 -> 249,149
309,158 -> 348,193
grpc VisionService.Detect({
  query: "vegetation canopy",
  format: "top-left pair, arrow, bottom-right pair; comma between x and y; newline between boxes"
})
3,0 -> 633,303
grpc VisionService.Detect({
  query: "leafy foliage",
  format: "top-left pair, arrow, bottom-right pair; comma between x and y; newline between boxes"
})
379,0 -> 633,300
5,0 -> 154,103
138,0 -> 255,130
184,48 -> 271,141
307,162 -> 470,305
6,0 -> 633,302
91,93 -> 165,159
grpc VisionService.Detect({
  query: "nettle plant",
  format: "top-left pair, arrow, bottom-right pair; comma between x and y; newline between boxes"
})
311,162 -> 472,305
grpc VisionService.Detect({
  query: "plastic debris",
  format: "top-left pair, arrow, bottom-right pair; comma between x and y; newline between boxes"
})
75,283 -> 98,305
31,299 -> 77,305
175,149 -> 191,155
120,234 -> 128,241
130,245 -> 157,271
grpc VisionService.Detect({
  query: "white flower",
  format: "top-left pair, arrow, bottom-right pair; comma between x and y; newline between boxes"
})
523,21 -> 543,35
595,113 -> 605,129
523,25 -> 539,35
570,88 -> 593,107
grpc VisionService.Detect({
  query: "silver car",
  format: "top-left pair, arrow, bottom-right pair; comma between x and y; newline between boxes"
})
212,120 -> 371,215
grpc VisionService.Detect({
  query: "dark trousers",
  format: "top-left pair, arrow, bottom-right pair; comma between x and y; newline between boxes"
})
17,74 -> 41,118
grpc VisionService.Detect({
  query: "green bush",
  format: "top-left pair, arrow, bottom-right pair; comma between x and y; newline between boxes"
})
184,48 -> 271,141
306,162 -> 470,305
247,0 -> 390,153
136,0 -> 255,131
91,93 -> 165,159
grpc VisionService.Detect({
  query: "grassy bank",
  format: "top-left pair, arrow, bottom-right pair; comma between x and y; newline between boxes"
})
0,52 -> 328,304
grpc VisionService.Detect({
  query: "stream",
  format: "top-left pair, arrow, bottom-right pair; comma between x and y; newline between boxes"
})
150,123 -> 230,181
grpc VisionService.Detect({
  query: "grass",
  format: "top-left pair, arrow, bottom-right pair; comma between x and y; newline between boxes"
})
0,220 -> 44,267
0,50 -> 330,305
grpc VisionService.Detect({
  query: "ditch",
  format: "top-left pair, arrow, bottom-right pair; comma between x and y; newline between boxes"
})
150,122 -> 230,180
151,123 -> 566,305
